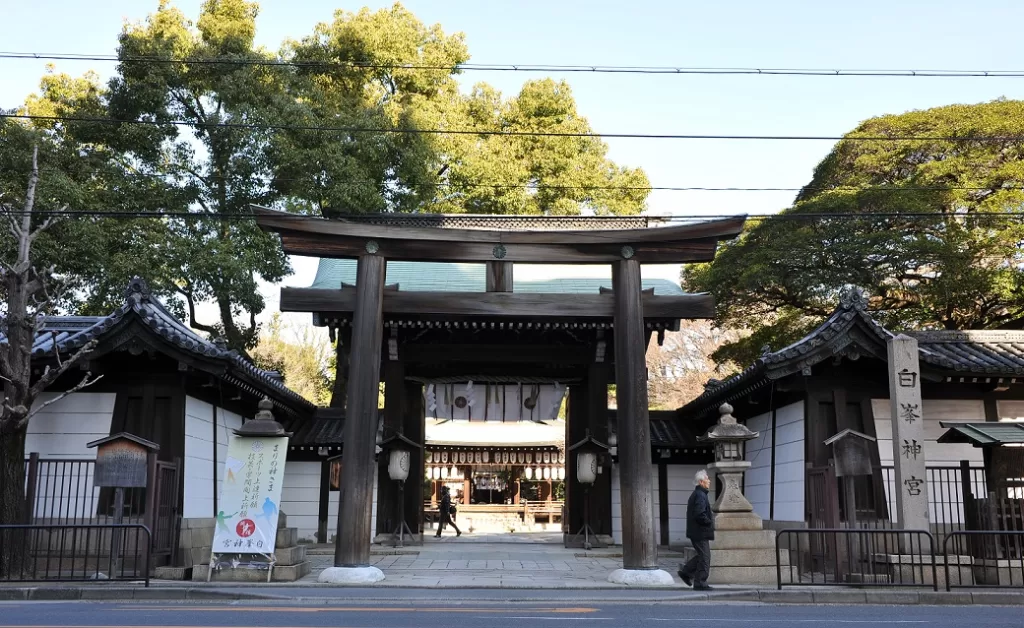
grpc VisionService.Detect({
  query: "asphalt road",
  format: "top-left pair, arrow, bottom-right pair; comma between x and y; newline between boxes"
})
0,601 -> 1022,628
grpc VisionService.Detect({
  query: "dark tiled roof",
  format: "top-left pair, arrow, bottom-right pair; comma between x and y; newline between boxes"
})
649,415 -> 705,448
3,277 -> 315,417
679,288 -> 1024,421
312,213 -> 661,231
290,416 -> 345,448
912,331 -> 1024,376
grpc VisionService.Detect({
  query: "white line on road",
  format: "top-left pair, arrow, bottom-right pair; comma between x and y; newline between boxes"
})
480,617 -> 613,621
648,620 -> 928,624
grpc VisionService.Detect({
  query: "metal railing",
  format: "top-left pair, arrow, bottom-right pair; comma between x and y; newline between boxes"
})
776,528 -> 937,590
0,523 -> 151,586
944,531 -> 1024,591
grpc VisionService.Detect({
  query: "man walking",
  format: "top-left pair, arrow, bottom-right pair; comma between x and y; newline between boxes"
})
679,469 -> 714,590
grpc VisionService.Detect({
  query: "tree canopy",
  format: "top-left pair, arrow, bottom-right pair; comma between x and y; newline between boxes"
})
6,1 -> 649,351
685,99 -> 1024,366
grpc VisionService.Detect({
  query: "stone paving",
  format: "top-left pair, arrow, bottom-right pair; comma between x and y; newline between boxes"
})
303,531 -> 689,587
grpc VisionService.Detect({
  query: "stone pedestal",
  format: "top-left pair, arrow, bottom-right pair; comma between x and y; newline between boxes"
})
702,510 -> 784,585
191,512 -> 311,582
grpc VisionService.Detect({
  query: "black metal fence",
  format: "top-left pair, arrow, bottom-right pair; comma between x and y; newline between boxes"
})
880,464 -> 987,535
0,523 -> 151,586
944,531 -> 1024,591
776,528 -> 938,590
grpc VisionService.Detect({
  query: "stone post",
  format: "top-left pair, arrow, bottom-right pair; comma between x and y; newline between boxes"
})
887,334 -> 930,533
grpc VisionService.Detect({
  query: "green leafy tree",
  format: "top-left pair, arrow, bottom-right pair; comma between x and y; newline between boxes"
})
686,99 -> 1024,366
100,0 -> 292,352
251,313 -> 332,405
273,4 -> 648,217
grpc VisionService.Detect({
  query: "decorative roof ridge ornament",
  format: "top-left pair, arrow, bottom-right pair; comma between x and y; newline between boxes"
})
124,276 -> 152,304
839,285 -> 868,311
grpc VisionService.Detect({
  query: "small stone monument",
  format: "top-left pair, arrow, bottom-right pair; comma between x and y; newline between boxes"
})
695,403 -> 785,585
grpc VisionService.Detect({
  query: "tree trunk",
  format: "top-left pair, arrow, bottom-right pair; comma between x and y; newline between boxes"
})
0,428 -> 28,578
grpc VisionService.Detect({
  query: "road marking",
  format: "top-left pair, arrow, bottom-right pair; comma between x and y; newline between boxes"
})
479,617 -> 611,621
648,620 -> 928,624
125,606 -> 598,614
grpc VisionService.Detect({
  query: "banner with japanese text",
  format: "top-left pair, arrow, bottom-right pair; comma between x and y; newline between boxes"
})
212,436 -> 288,554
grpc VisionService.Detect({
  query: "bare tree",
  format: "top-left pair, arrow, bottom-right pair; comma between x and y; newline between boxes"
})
0,147 -> 99,576
646,321 -> 745,410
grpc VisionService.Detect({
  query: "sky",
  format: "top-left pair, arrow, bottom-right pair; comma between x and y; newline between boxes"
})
2,0 -> 1022,331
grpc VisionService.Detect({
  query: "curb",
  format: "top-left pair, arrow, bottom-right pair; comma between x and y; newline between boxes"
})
0,586 -> 1021,605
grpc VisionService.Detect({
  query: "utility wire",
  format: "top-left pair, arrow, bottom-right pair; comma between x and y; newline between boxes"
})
3,209 -> 1024,222
2,51 -> 1023,78
4,112 -> 1023,143
29,167 -> 1024,194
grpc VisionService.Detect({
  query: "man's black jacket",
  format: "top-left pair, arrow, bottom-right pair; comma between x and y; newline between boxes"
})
686,485 -> 714,541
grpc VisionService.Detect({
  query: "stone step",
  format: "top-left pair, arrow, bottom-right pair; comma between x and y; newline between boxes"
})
711,530 -> 777,549
271,560 -> 311,582
707,565 -> 783,585
709,548 -> 781,567
273,544 -> 307,565
276,527 -> 298,548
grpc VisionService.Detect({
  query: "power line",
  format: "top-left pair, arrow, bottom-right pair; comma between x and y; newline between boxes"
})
4,209 -> 1024,222
29,168 -> 1024,194
5,112 -> 1024,143
3,51 -> 1023,78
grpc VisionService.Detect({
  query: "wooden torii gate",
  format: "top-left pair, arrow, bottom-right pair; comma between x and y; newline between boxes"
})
255,207 -> 745,582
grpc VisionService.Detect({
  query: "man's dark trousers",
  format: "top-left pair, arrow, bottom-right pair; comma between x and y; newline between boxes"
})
680,539 -> 711,586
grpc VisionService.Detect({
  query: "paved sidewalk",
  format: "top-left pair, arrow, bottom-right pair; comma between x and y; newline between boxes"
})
303,534 -> 687,588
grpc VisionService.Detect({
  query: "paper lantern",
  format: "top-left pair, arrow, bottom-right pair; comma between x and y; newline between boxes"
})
450,466 -> 458,479
524,467 -> 533,480
387,449 -> 411,482
441,466 -> 449,479
577,452 -> 598,484
542,467 -> 551,480
442,451 -> 448,464
557,467 -> 565,480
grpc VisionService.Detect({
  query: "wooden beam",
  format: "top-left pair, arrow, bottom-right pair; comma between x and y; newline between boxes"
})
333,254 -> 385,568
281,288 -> 715,319
275,232 -> 720,264
613,258 -> 659,570
402,344 -> 591,364
486,262 -> 513,292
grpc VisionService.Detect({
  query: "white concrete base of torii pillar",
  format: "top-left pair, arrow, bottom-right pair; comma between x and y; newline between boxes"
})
607,568 -> 675,586
318,565 -> 385,584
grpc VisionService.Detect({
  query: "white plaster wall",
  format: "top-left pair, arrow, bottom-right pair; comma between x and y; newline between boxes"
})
611,464 -> 701,546
278,461 -> 378,543
26,392 -> 115,519
996,400 -> 1024,422
742,402 -> 805,522
281,461 -> 322,542
184,396 -> 244,519
744,410 -> 772,520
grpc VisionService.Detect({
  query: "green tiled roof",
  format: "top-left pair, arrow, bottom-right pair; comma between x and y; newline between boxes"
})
937,421 -> 1024,446
310,259 -> 685,296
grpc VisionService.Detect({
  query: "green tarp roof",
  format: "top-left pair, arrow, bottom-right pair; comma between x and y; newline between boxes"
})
937,421 -> 1024,446
310,259 -> 685,296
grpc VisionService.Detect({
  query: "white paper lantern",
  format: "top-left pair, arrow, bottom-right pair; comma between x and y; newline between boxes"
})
557,467 -> 565,480
542,467 -> 551,480
524,467 -> 533,480
441,466 -> 449,479
388,449 -> 411,482
432,466 -> 440,479
543,452 -> 551,464
483,451 -> 490,463
577,452 -> 598,484
450,466 -> 458,479
533,467 -> 540,479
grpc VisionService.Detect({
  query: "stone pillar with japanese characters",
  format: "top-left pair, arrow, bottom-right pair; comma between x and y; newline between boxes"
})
887,334 -> 930,533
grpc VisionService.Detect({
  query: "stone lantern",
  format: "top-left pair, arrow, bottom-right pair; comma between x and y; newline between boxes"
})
699,403 -> 759,526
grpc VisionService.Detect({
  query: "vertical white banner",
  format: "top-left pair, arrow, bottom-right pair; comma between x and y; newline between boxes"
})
212,436 -> 288,554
